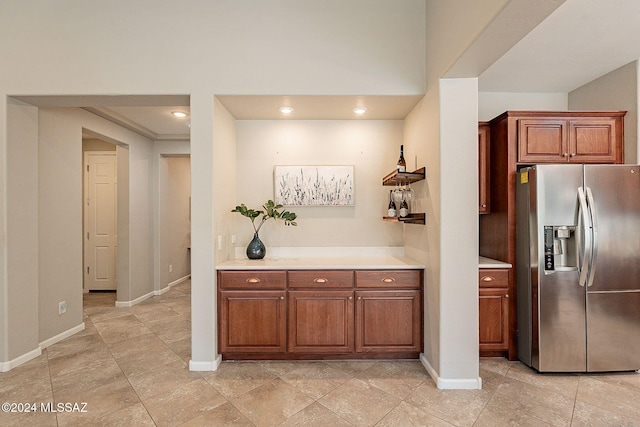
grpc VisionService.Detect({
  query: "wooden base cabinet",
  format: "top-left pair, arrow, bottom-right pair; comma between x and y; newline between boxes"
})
479,269 -> 510,354
288,290 -> 354,353
355,290 -> 421,353
218,268 -> 423,360
218,270 -> 287,354
219,291 -> 287,353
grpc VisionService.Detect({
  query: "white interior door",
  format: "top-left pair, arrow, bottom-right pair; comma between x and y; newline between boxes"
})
84,152 -> 117,291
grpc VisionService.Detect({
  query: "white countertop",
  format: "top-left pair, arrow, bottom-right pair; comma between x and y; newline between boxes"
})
216,256 -> 425,270
479,256 -> 512,269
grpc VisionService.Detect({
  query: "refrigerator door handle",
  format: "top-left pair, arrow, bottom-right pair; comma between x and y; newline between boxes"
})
577,187 -> 592,287
585,187 -> 598,287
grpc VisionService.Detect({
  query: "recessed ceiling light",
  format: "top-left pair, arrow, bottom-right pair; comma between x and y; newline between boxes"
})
172,111 -> 188,118
353,106 -> 367,115
279,106 -> 294,114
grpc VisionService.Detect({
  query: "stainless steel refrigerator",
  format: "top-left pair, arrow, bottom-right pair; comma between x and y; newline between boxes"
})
516,164 -> 640,372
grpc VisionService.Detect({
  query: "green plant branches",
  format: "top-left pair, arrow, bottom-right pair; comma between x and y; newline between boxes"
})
232,199 -> 297,233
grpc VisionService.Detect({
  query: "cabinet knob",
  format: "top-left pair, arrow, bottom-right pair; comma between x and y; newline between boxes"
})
246,277 -> 261,283
348,296 -> 353,300
505,294 -> 509,298
381,277 -> 395,283
570,153 -> 576,157
313,277 -> 328,283
481,204 -> 487,208
481,276 -> 494,282
280,296 -> 285,300
357,296 -> 362,300
562,153 -> 569,157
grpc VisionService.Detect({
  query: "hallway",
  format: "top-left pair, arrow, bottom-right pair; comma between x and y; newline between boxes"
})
2,281 -> 640,426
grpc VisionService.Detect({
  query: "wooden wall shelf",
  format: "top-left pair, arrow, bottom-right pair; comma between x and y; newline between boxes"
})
382,213 -> 425,225
382,167 -> 426,186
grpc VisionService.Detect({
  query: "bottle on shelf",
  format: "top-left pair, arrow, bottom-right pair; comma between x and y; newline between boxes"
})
397,145 -> 406,173
387,190 -> 396,217
399,198 -> 409,218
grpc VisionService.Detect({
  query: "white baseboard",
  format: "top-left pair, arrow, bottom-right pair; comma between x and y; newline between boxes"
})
1,323 -> 87,372
156,274 -> 191,296
420,353 -> 483,390
40,323 -> 86,349
115,291 -> 154,307
0,347 -> 42,372
189,354 -> 222,371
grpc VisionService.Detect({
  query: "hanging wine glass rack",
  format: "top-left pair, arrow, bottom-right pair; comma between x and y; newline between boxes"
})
382,167 -> 425,225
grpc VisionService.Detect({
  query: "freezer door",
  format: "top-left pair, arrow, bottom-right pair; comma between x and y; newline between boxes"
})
583,165 -> 640,292
529,165 -> 587,372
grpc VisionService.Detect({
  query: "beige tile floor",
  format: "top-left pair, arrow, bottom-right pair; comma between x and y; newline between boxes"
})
2,280 -> 640,426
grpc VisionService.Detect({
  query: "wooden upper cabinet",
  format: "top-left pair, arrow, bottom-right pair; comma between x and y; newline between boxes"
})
569,118 -> 620,163
518,119 -> 567,163
478,122 -> 490,214
515,112 -> 625,164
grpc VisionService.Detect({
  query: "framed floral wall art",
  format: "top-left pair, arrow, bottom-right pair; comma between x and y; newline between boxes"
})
274,165 -> 354,206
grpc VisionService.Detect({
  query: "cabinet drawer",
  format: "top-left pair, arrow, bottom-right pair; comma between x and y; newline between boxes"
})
355,270 -> 422,289
218,270 -> 286,290
288,270 -> 354,288
478,269 -> 509,288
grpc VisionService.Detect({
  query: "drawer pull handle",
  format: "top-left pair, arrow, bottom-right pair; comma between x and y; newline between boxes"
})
481,276 -> 494,282
382,277 -> 395,283
246,277 -> 261,283
313,278 -> 328,283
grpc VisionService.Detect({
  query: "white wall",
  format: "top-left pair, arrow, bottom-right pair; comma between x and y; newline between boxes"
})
569,60 -> 638,164
479,92 -> 568,121
0,1 -> 426,96
1,0 -> 427,370
438,78 -> 480,385
2,99 -> 39,365
153,140 -> 190,292
37,107 -> 155,342
403,90 -> 440,373
234,120 -> 404,249
159,157 -> 191,287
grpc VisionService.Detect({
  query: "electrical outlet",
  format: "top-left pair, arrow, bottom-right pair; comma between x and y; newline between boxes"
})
58,301 -> 67,315
169,264 -> 173,273
231,234 -> 237,244
217,235 -> 223,250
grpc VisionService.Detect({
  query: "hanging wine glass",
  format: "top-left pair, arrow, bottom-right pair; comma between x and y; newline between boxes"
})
405,183 -> 415,207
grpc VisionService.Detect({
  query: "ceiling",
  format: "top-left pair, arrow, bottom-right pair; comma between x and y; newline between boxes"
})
16,0 -> 640,140
478,0 -> 640,92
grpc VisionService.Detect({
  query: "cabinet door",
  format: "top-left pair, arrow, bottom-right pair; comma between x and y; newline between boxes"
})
355,290 -> 421,353
479,288 -> 509,351
219,291 -> 286,353
517,119 -> 568,163
288,290 -> 354,353
569,118 -> 619,163
478,123 -> 490,213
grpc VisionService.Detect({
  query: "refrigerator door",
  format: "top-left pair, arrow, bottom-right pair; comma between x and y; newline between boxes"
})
584,164 -> 640,371
522,165 -> 586,372
583,165 -> 640,292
